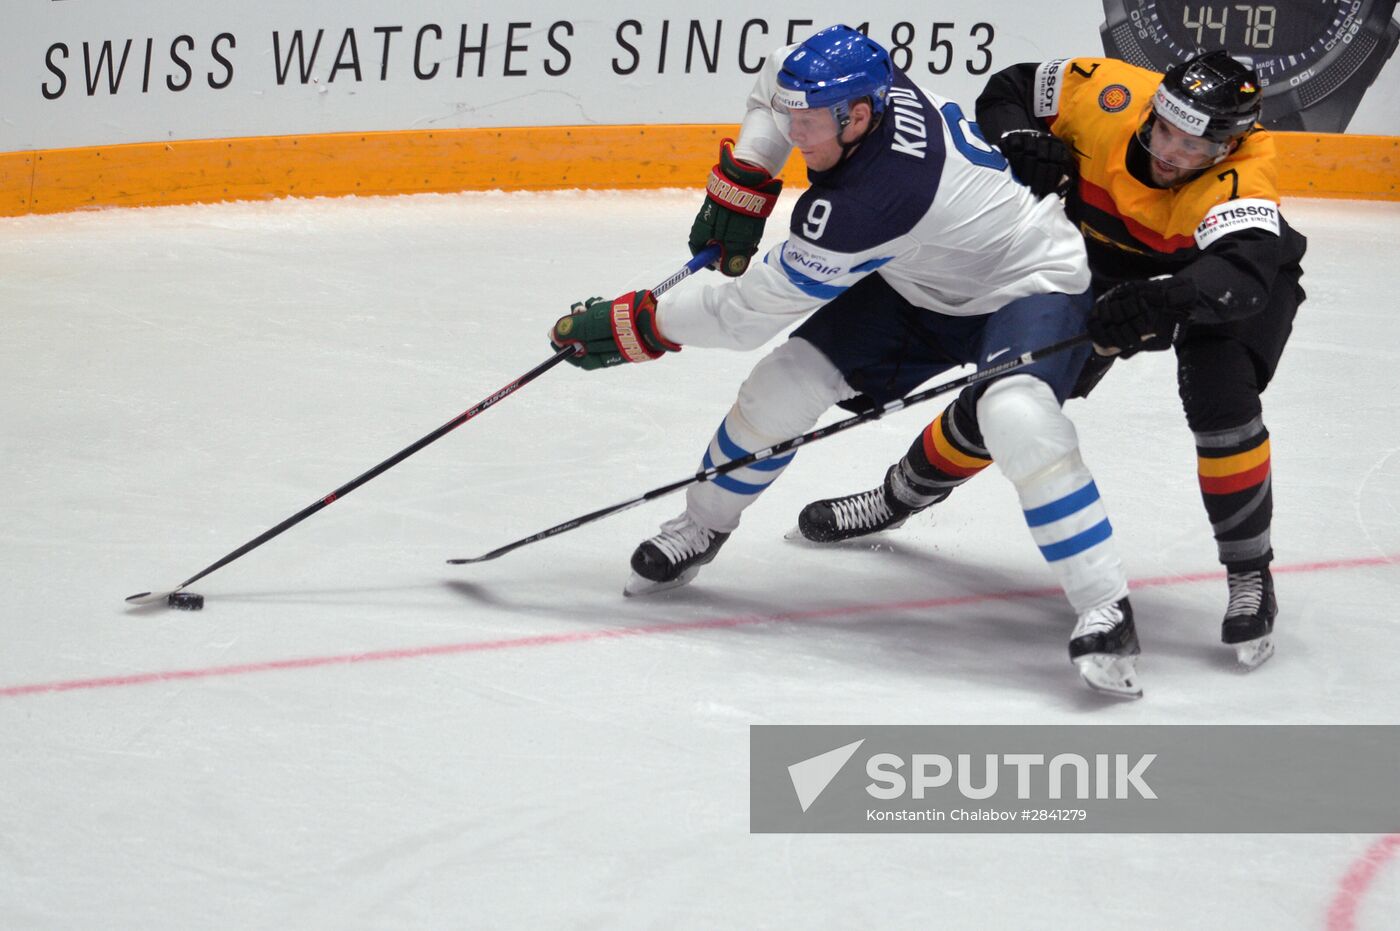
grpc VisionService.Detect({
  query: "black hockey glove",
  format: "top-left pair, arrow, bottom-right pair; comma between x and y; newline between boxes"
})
688,138 -> 783,277
997,128 -> 1077,198
1088,277 -> 1198,356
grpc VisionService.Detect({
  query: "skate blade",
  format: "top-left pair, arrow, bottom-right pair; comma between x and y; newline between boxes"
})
623,567 -> 700,597
1233,635 -> 1274,670
781,516 -> 910,544
1073,654 -> 1143,700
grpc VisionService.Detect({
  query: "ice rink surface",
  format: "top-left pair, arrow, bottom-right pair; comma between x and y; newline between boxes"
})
2,189 -> 1398,928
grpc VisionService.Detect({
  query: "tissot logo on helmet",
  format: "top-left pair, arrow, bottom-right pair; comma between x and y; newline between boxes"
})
1152,87 -> 1210,135
1156,50 -> 1263,143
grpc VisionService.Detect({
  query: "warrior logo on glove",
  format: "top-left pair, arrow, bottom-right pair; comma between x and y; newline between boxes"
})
550,290 -> 681,371
689,139 -> 784,278
610,297 -> 656,363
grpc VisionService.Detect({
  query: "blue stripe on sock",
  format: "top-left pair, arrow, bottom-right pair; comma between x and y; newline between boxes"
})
703,449 -> 777,495
716,421 -> 793,471
1037,519 -> 1114,562
1023,482 -> 1100,528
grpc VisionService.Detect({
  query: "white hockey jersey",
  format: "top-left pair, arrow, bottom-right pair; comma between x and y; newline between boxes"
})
658,52 -> 1091,351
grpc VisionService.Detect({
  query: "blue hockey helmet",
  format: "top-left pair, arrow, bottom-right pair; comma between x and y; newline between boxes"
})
772,25 -> 893,143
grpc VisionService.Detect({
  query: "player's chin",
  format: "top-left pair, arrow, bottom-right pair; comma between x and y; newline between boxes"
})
1151,159 -> 1187,186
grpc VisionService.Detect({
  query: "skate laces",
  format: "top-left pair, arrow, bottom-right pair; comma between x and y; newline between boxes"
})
650,515 -> 716,565
1075,601 -> 1124,637
831,489 -> 894,531
1226,570 -> 1264,617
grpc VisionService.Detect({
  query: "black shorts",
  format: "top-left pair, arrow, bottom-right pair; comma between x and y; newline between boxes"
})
1075,266 -> 1302,401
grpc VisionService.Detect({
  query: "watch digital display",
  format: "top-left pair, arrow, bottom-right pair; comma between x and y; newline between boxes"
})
1116,0 -> 1374,88
1161,4 -> 1336,55
1103,0 -> 1400,131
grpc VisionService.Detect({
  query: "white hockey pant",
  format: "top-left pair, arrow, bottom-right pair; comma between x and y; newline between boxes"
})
977,374 -> 1129,615
686,338 -> 856,533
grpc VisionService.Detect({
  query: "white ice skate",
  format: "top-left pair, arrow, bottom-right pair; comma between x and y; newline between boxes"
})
1069,598 -> 1143,699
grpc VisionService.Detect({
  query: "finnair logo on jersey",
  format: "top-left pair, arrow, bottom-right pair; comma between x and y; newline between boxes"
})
782,243 -> 843,278
886,86 -> 927,159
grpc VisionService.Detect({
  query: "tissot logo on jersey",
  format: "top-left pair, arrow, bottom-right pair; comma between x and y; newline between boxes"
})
1033,58 -> 1068,117
1194,198 -> 1281,249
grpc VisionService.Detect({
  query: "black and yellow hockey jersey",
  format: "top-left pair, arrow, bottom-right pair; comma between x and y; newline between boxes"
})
977,57 -> 1306,326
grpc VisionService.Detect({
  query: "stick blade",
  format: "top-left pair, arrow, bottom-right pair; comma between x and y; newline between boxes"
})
445,556 -> 488,565
125,589 -> 175,606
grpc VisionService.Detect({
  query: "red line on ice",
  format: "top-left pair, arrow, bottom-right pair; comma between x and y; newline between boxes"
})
1327,834 -> 1400,931
2,553 -> 1397,699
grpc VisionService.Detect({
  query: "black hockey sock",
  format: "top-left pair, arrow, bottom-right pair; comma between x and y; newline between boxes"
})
1195,418 -> 1273,570
893,398 -> 993,509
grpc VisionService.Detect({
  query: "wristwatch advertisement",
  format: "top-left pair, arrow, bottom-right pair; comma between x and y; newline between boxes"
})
1100,0 -> 1400,132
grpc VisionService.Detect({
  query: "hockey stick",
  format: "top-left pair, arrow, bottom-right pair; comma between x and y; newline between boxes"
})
126,246 -> 721,607
448,332 -> 1092,565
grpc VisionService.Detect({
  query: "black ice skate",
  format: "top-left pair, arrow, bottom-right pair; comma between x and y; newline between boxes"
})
1221,568 -> 1277,670
1069,597 -> 1142,699
793,465 -> 936,543
625,512 -> 731,596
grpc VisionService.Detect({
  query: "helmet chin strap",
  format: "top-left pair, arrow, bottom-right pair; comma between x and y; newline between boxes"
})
835,107 -> 883,164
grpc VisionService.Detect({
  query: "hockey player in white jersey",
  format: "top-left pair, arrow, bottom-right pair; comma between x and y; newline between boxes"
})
549,26 -> 1141,698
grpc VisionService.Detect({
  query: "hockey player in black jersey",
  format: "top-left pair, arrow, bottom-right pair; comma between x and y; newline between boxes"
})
798,50 -> 1305,670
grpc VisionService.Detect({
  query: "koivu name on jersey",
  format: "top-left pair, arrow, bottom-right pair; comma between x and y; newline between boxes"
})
887,86 -> 928,160
1195,198 -> 1280,249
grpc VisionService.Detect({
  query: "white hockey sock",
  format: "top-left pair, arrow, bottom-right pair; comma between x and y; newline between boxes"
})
685,337 -> 852,533
685,406 -> 796,533
978,375 -> 1129,614
1015,453 -> 1129,614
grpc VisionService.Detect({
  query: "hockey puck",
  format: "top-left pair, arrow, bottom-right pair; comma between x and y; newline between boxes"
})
167,592 -> 205,611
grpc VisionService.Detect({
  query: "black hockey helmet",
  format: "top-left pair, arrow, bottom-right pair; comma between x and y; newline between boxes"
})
1154,50 -> 1262,144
